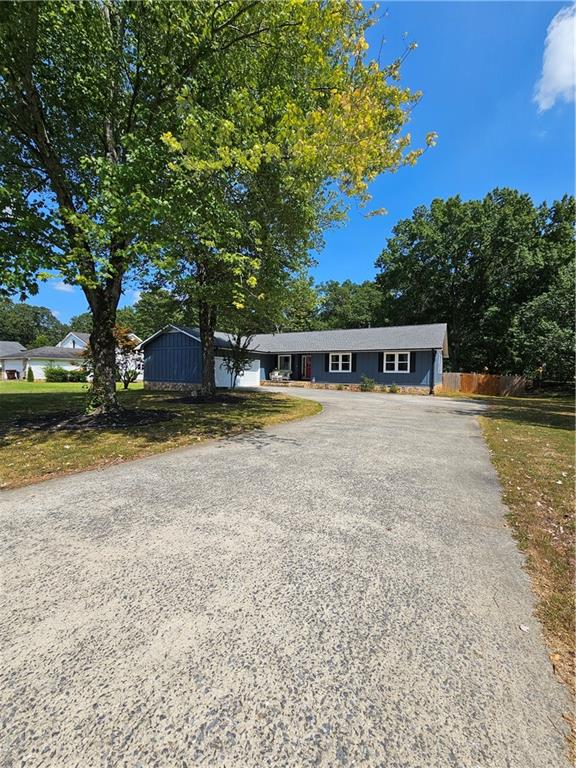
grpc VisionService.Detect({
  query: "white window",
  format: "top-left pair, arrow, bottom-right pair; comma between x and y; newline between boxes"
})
383,352 -> 410,373
329,353 -> 352,372
277,355 -> 291,370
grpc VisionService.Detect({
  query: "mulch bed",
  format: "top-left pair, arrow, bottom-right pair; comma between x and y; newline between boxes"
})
5,409 -> 176,432
167,393 -> 244,405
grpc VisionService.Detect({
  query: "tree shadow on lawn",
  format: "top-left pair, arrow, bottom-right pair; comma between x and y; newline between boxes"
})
480,396 -> 574,432
0,391 -> 304,450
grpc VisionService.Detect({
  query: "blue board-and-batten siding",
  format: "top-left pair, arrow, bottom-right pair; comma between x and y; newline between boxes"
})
143,327 -> 444,388
259,350 -> 442,387
144,330 -> 202,383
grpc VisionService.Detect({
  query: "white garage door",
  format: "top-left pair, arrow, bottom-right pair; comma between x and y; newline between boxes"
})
214,357 -> 261,388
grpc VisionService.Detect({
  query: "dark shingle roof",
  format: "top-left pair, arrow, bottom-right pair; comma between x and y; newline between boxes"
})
0,341 -> 26,357
0,346 -> 84,360
177,327 -> 234,348
249,324 -> 449,355
139,323 -> 449,357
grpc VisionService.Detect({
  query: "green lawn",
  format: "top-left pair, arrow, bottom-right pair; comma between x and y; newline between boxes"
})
0,381 -> 321,489
475,395 -> 575,700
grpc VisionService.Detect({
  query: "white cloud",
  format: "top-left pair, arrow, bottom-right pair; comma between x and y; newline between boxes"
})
534,4 -> 576,112
53,281 -> 75,293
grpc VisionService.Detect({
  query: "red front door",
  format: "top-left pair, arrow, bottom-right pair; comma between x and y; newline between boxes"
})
301,354 -> 312,380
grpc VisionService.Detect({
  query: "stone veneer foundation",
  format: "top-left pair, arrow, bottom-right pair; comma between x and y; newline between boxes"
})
261,381 -> 436,395
144,381 -> 201,391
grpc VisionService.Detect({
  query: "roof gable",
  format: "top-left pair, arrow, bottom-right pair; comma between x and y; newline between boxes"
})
57,331 -> 90,348
139,325 -> 233,349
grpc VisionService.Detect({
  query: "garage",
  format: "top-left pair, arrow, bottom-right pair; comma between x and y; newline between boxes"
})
214,356 -> 261,388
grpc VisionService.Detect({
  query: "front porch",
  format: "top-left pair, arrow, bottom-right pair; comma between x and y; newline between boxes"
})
270,353 -> 313,382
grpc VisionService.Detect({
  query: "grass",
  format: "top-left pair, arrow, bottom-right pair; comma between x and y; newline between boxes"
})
472,394 -> 575,740
0,381 -> 322,489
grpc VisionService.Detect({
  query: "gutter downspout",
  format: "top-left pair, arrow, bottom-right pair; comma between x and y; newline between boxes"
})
429,349 -> 435,395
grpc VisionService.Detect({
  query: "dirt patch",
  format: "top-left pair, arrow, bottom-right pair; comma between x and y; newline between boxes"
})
7,409 -> 176,432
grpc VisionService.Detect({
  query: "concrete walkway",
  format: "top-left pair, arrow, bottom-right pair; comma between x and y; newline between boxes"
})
0,388 -> 570,767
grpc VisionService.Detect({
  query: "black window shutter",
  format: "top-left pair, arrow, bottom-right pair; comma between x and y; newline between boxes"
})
410,351 -> 416,373
351,353 -> 357,372
324,353 -> 329,372
378,352 -> 383,372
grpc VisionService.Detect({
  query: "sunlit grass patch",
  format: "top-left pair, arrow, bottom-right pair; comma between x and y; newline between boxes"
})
478,395 -> 574,710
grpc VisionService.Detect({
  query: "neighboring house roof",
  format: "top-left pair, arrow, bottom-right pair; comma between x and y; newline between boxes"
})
56,331 -> 91,348
0,346 -> 84,361
139,323 -> 449,357
0,341 -> 26,357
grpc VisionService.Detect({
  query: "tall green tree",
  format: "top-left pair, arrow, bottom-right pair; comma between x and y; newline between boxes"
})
156,1 -> 432,395
316,280 -> 383,330
511,264 -> 575,381
375,189 -> 575,374
3,1 -> 352,409
272,275 -> 321,333
0,298 -> 66,346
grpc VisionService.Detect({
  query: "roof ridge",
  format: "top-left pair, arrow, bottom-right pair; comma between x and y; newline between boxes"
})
252,322 -> 446,337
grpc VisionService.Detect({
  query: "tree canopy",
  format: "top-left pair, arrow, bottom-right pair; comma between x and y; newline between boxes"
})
0,0 -> 429,405
0,297 -> 67,346
316,280 -> 383,330
148,0 -> 430,393
375,189 -> 575,376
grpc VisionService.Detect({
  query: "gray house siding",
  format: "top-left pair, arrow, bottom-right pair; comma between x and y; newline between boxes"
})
261,350 -> 442,387
144,330 -> 202,383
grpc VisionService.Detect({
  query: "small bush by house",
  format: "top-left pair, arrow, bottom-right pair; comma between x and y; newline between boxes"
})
44,366 -> 87,383
360,375 -> 376,391
67,369 -> 88,383
44,366 -> 69,382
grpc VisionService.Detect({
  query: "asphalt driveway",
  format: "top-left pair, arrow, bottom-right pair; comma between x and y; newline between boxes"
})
0,388 -> 570,767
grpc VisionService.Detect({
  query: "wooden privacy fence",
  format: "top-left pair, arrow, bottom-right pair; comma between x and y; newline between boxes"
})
441,372 -> 528,396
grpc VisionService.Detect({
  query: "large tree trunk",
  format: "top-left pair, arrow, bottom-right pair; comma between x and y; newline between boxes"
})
199,298 -> 216,397
85,280 -> 122,414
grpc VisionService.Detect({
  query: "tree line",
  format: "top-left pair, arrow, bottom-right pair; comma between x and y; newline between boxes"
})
278,189 -> 575,380
3,186 -> 573,381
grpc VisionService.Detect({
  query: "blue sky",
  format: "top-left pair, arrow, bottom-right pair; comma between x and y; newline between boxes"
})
28,1 -> 575,322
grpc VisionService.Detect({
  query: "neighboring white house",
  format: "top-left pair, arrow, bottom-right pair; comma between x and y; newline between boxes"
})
58,330 -> 144,380
0,341 -> 27,379
0,344 -> 84,380
56,331 -> 91,350
0,329 -> 144,381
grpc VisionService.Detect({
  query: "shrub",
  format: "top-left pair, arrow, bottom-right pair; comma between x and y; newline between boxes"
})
360,374 -> 375,392
336,384 -> 345,391
26,366 -> 34,382
67,369 -> 88,383
44,366 -> 69,382
388,382 -> 399,394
